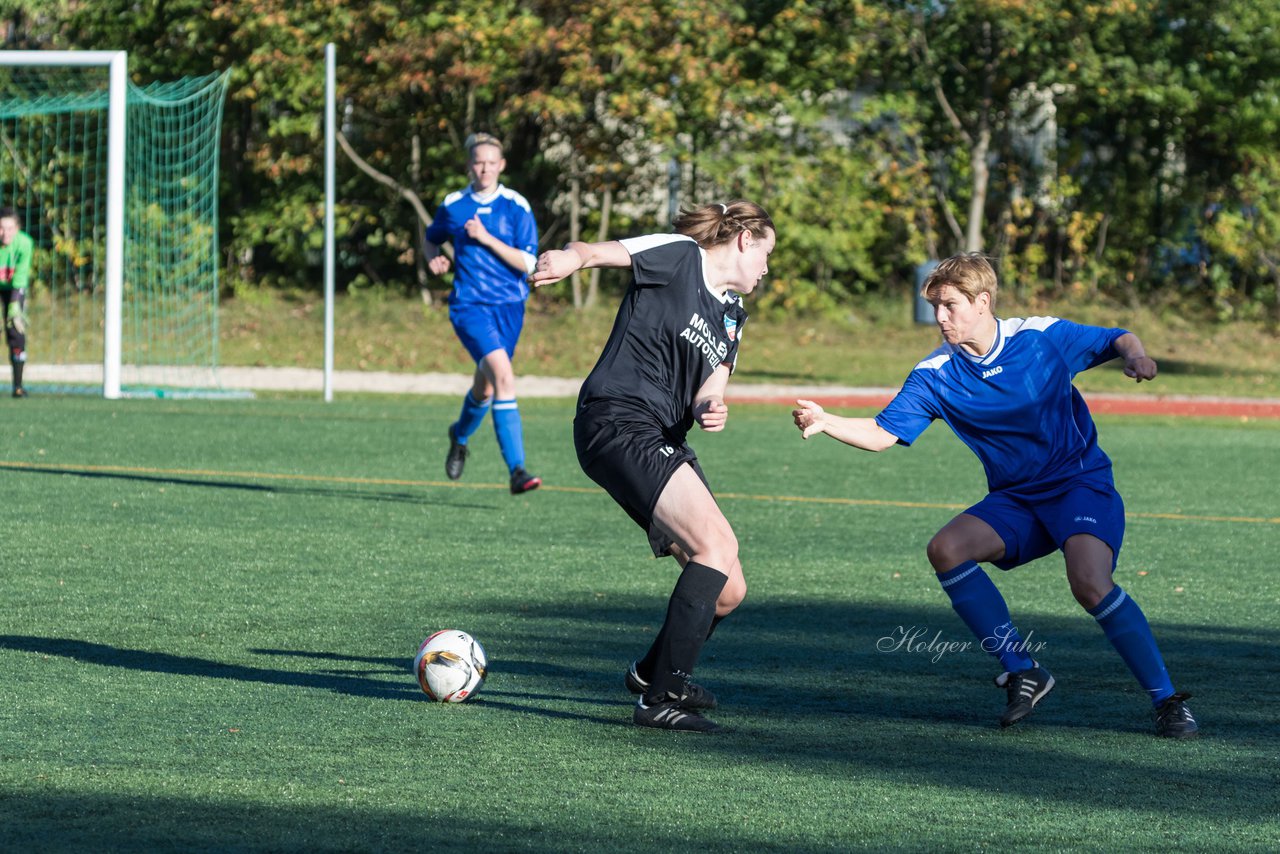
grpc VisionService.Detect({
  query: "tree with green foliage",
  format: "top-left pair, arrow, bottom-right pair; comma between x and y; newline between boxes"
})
1,0 -> 1274,322
529,0 -> 755,306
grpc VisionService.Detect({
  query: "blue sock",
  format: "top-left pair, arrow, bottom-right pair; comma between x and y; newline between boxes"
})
1088,586 -> 1175,706
492,398 -> 525,473
937,561 -> 1035,672
451,392 -> 490,444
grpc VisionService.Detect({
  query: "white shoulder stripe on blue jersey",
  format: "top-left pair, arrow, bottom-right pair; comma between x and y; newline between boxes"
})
1004,316 -> 1061,335
497,186 -> 533,213
442,184 -> 532,212
977,317 -> 1059,363
914,345 -> 954,372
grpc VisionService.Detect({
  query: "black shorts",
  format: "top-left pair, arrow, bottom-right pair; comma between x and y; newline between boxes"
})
574,403 -> 710,557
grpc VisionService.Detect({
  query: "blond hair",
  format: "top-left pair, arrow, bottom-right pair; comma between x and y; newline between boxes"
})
921,253 -> 999,307
465,132 -> 504,156
674,200 -> 774,249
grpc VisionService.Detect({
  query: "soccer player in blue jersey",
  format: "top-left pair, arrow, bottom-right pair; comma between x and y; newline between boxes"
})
425,133 -> 542,494
529,201 -> 776,733
792,253 -> 1199,739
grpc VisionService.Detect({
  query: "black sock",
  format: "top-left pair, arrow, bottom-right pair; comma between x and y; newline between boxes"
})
637,593 -> 732,679
636,586 -> 729,684
636,629 -> 664,682
11,359 -> 21,389
642,562 -> 727,704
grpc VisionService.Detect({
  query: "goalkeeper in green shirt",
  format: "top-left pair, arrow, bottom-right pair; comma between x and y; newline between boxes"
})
0,207 -> 32,397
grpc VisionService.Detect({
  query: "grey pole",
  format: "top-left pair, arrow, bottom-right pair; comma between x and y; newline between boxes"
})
323,44 -> 336,401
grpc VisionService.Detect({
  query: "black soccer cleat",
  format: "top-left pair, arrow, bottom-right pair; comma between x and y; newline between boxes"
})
1154,692 -> 1200,739
509,467 -> 542,494
625,661 -> 717,710
445,425 -> 468,480
11,387 -> 25,398
633,699 -> 723,733
994,662 -> 1055,727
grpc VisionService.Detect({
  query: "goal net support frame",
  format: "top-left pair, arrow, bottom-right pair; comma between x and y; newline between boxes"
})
0,50 -> 127,398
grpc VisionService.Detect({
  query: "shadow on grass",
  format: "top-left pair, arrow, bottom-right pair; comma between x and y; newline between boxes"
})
2,464 -> 498,510
0,789 -> 867,853
4,595 -> 1278,849
0,636 -> 638,725
1,635 -> 421,702
487,597 -> 1280,816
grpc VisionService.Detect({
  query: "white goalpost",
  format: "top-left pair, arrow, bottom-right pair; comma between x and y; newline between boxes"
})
0,50 -> 126,398
0,50 -> 232,399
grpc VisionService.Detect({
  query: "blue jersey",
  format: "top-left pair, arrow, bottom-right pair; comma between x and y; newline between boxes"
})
875,317 -> 1128,498
425,184 -> 538,305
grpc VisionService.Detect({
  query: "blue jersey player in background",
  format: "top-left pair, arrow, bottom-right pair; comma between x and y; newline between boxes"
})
792,253 -> 1198,739
425,132 -> 542,494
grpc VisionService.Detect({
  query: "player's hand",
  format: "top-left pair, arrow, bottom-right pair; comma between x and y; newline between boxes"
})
696,399 -> 729,432
463,214 -> 491,244
792,399 -> 828,439
427,255 -> 451,276
528,248 -> 583,288
1123,355 -> 1158,383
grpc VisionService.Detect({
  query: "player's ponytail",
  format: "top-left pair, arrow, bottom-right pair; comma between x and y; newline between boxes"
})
675,200 -> 774,249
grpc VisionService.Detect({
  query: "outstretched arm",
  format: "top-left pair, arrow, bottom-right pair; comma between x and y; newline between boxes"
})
1114,332 -> 1158,382
792,399 -> 899,451
527,240 -> 631,288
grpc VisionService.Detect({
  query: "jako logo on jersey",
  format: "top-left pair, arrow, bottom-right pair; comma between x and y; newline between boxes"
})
724,315 -> 738,341
1074,515 -> 1098,524
982,366 -> 1004,379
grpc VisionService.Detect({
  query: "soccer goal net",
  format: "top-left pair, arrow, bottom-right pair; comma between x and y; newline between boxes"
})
0,51 -> 231,398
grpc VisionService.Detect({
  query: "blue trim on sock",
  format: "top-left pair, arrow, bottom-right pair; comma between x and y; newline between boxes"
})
937,561 -> 1035,672
1089,585 -> 1175,706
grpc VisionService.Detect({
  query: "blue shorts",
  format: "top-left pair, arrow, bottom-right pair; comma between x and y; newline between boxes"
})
965,481 -> 1125,571
449,301 -> 525,363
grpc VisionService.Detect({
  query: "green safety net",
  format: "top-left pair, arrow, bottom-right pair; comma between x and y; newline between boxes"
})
0,64 -> 232,393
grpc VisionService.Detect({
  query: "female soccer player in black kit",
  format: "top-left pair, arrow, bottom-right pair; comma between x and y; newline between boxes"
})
528,201 -> 775,732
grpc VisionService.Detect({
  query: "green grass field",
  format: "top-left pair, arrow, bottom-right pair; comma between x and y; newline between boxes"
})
2,395 -> 1278,852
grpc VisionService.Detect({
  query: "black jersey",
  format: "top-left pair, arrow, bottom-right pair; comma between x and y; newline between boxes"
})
577,234 -> 748,440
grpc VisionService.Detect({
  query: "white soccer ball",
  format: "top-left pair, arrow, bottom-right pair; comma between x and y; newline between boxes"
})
414,629 -> 487,703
